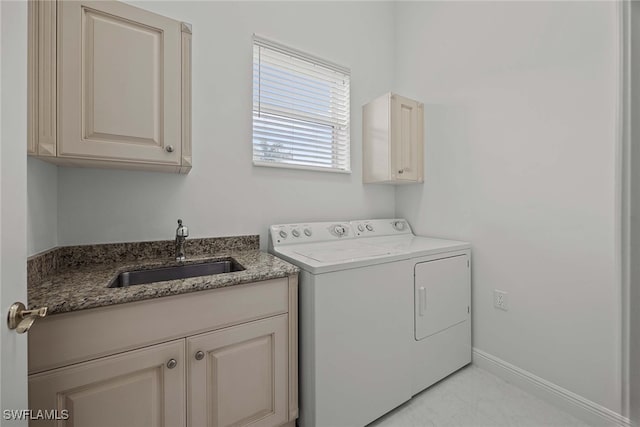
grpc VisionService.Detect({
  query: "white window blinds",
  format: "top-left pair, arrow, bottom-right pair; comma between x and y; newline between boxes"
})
253,35 -> 351,173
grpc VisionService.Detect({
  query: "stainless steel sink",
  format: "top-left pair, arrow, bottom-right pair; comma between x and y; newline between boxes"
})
109,258 -> 245,288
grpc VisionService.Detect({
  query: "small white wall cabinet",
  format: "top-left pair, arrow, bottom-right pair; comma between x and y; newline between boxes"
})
363,93 -> 424,184
27,0 -> 192,173
27,277 -> 298,427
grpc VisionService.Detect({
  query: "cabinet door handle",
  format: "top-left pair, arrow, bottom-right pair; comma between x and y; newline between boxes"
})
166,359 -> 177,369
165,145 -> 174,153
194,351 -> 204,361
7,302 -> 47,334
418,287 -> 426,316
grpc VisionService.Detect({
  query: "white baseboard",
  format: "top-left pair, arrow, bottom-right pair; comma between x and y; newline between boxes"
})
472,348 -> 631,427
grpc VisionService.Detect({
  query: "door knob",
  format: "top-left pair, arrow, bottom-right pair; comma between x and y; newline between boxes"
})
7,302 -> 47,334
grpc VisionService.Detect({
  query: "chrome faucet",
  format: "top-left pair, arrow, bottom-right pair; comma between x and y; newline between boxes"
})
175,219 -> 189,262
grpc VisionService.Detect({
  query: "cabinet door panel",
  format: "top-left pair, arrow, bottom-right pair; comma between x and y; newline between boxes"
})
188,315 -> 288,427
29,340 -> 185,427
58,1 -> 181,164
391,94 -> 423,182
87,9 -> 160,144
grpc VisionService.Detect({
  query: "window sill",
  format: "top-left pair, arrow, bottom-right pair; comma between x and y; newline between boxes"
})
253,160 -> 351,174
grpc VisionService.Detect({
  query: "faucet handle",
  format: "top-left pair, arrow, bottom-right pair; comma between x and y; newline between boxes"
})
176,219 -> 189,237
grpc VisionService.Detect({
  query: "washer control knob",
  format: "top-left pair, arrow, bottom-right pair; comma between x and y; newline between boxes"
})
334,225 -> 346,236
304,228 -> 312,237
279,230 -> 288,239
357,224 -> 365,232
366,224 -> 374,232
393,221 -> 406,231
292,229 -> 300,238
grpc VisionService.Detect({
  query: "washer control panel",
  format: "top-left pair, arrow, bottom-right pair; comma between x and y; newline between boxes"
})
271,219 -> 412,246
270,222 -> 353,246
351,219 -> 412,237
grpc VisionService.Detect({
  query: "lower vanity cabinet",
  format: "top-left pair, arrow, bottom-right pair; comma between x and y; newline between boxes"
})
188,315 -> 289,427
29,340 -> 186,427
27,277 -> 298,427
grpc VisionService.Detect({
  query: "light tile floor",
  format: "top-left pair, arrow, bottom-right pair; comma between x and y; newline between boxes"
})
368,366 -> 589,427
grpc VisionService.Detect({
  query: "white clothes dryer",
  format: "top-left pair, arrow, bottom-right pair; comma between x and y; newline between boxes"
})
353,219 -> 472,396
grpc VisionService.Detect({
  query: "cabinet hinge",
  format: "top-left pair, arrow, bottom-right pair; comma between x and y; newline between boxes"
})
468,306 -> 470,314
467,260 -> 470,268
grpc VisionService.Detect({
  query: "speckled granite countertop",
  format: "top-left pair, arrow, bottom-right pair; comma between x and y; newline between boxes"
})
28,236 -> 299,315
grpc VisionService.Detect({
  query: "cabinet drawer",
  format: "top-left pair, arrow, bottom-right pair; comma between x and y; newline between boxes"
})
29,278 -> 290,374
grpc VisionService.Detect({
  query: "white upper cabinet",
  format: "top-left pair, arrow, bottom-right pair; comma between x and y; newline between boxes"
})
28,0 -> 192,174
363,93 -> 424,184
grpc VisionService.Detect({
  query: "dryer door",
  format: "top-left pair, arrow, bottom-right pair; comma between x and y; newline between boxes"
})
415,255 -> 470,340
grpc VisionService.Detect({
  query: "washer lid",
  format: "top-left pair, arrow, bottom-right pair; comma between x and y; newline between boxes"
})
292,241 -> 394,263
272,240 -> 407,274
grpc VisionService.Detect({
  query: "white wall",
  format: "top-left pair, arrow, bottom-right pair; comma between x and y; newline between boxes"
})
53,1 -> 396,249
394,1 -> 621,412
27,158 -> 57,255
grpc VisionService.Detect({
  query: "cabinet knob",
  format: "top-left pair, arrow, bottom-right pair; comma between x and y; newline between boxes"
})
194,351 -> 205,361
398,169 -> 404,174
166,359 -> 178,369
165,145 -> 175,153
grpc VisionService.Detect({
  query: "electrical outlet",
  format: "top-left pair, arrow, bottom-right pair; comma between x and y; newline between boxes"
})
494,290 -> 508,311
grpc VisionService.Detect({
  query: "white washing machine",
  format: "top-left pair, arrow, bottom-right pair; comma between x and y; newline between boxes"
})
270,219 -> 471,427
270,221 -> 412,427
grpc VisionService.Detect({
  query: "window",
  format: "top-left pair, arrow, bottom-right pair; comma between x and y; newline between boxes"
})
252,35 -> 351,173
